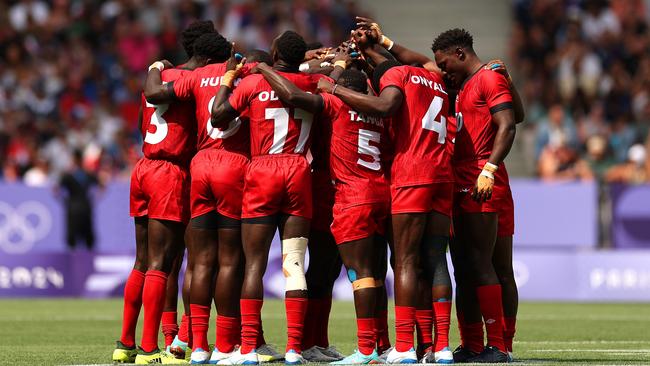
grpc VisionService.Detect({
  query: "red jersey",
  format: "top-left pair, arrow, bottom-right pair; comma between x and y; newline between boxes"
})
321,93 -> 389,205
454,68 -> 513,162
141,68 -> 197,165
228,72 -> 326,157
172,62 -> 251,154
379,65 -> 452,186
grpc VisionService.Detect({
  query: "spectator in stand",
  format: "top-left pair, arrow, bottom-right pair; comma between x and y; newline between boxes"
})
605,143 -> 648,183
538,134 -> 594,182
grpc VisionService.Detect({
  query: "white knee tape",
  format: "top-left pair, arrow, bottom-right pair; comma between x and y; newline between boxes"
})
282,237 -> 308,291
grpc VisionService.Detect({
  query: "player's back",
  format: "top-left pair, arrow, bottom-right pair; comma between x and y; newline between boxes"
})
140,68 -> 196,166
379,65 -> 452,186
230,72 -> 323,157
172,62 -> 250,155
322,93 -> 389,204
454,68 -> 512,162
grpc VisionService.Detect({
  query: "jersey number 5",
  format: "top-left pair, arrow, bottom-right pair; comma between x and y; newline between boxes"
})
422,96 -> 447,143
358,129 -> 381,171
144,101 -> 169,145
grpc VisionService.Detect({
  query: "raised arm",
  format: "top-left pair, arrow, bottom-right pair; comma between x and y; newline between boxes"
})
319,79 -> 402,117
256,63 -> 324,113
210,57 -> 245,129
143,60 -> 177,104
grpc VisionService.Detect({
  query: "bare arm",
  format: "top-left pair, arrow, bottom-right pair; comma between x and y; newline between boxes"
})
143,66 -> 177,104
210,84 -> 238,129
319,79 -> 402,117
386,43 -> 440,74
488,109 -> 517,165
137,105 -> 143,131
257,63 -> 324,113
511,83 -> 525,124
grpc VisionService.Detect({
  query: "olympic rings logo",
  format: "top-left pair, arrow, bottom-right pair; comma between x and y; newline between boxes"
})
0,201 -> 52,254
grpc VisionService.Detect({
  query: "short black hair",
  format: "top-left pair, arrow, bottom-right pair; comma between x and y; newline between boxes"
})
371,60 -> 401,93
245,49 -> 273,65
337,69 -> 368,94
181,20 -> 215,57
431,28 -> 474,53
193,32 -> 231,63
306,42 -> 323,51
276,31 -> 307,65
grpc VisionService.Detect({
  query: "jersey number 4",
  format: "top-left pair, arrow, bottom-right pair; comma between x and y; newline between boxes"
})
421,96 -> 447,143
265,108 -> 312,154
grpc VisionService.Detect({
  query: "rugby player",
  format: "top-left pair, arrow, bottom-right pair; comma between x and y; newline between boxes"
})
112,22 -> 222,365
255,53 -> 391,364
210,31 -> 327,365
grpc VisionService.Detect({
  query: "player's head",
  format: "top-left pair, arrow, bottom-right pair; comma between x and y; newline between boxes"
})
271,31 -> 307,67
337,69 -> 368,94
181,20 -> 216,58
245,49 -> 273,65
192,32 -> 232,65
371,60 -> 401,93
431,28 -> 475,87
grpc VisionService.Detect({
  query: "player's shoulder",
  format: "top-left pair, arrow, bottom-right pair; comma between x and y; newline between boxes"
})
476,67 -> 508,85
161,67 -> 190,81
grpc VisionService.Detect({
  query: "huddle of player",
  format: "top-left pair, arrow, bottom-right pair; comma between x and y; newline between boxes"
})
112,15 -> 524,366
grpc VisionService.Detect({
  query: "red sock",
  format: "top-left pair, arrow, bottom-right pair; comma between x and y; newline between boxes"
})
504,317 -> 516,353
141,270 -> 168,352
466,322 -> 485,354
415,309 -> 433,349
357,318 -> 376,355
433,301 -> 451,352
190,304 -> 210,351
476,285 -> 506,352
216,315 -> 241,353
178,314 -> 190,344
285,297 -> 308,352
376,310 -> 391,352
161,311 -> 178,347
120,269 -> 145,348
241,299 -> 263,354
394,306 -> 415,352
316,296 -> 332,347
301,299 -> 318,350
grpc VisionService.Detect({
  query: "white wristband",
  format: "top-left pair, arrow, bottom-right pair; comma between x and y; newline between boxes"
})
299,62 -> 309,72
485,162 -> 498,171
480,169 -> 495,180
320,61 -> 332,68
148,61 -> 164,72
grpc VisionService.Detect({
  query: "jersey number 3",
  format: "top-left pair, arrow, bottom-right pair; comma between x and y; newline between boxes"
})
144,101 -> 169,145
421,96 -> 447,143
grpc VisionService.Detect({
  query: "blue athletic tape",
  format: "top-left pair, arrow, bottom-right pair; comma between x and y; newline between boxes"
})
350,51 -> 360,58
235,53 -> 243,61
347,268 -> 358,282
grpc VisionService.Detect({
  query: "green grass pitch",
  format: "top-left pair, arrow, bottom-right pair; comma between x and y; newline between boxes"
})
1,299 -> 649,365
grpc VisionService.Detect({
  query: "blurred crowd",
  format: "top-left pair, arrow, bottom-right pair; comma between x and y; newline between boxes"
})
511,0 -> 650,184
0,0 -> 363,186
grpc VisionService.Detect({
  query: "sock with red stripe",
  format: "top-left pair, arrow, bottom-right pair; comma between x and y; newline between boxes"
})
140,270 -> 168,353
415,309 -> 433,350
357,318 -> 376,356
394,306 -> 415,352
190,304 -> 210,351
477,284 -> 506,352
178,314 -> 190,344
376,310 -> 391,352
504,317 -> 516,353
241,299 -> 263,354
119,269 -> 145,348
433,300 -> 452,352
315,296 -> 332,347
301,299 -> 318,350
216,315 -> 241,353
285,297 -> 308,352
161,311 -> 178,347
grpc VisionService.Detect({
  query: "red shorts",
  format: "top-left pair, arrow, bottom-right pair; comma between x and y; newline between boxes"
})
391,182 -> 454,217
331,201 -> 390,245
453,159 -> 514,236
311,170 -> 334,231
130,157 -> 190,223
242,154 -> 312,219
190,149 -> 249,220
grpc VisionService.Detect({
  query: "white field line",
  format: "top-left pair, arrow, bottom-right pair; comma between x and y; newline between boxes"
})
516,340 -> 650,345
529,349 -> 650,353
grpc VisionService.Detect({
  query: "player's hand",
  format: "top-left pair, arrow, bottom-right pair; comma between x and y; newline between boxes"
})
355,16 -> 383,42
148,60 -> 173,72
317,78 -> 335,94
351,28 -> 374,50
472,162 -> 498,202
249,62 -> 269,74
305,47 -> 332,61
485,59 -> 513,84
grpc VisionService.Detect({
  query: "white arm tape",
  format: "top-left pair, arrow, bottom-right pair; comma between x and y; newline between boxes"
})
299,63 -> 310,72
480,169 -> 495,180
282,237 -> 308,291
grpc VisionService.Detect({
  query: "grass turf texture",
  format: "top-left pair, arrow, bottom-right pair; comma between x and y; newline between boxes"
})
0,300 -> 649,365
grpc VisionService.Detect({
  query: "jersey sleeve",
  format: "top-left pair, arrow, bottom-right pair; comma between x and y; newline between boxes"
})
379,67 -> 405,93
228,75 -> 258,113
481,71 -> 513,114
320,93 -> 340,121
172,71 -> 196,101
